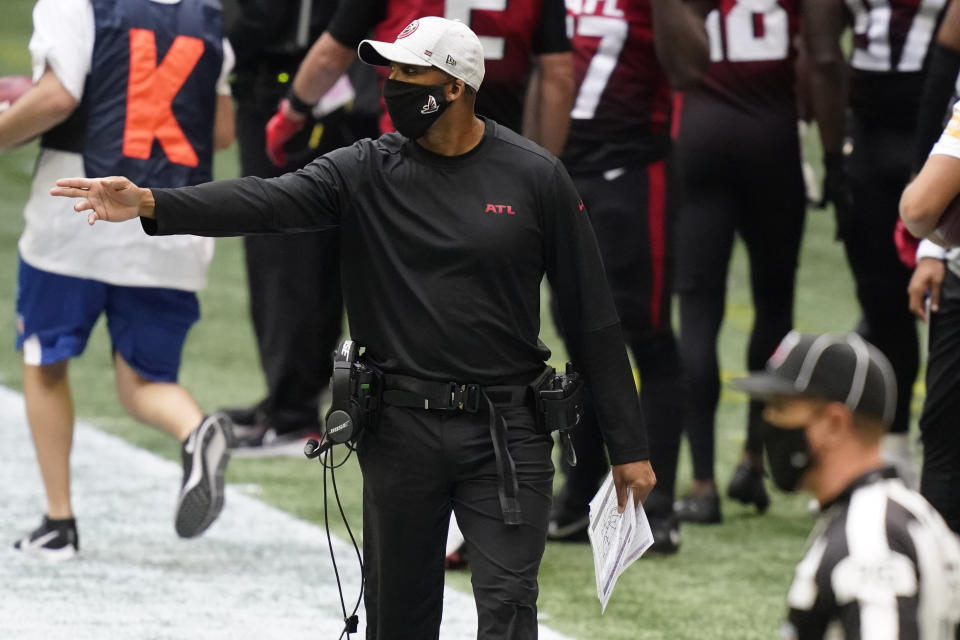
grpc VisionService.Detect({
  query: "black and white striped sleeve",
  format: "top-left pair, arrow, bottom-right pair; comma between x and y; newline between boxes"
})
781,479 -> 960,640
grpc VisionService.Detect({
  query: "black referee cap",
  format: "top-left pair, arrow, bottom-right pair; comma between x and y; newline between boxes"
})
731,331 -> 897,428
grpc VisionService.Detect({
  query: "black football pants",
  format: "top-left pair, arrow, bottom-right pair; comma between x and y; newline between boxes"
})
919,269 -> 960,534
358,404 -> 555,640
233,70 -> 376,432
843,114 -> 918,435
674,105 -> 806,481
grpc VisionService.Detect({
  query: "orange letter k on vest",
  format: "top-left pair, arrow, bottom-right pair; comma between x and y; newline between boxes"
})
124,28 -> 204,167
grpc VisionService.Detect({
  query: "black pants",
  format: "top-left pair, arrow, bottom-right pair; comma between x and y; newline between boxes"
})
556,160 -> 685,514
843,113 -> 918,435
358,404 -> 555,639
233,69 -> 378,432
920,268 -> 960,534
674,104 -> 806,481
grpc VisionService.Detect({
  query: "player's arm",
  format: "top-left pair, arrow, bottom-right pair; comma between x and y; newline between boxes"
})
901,151 -> 960,239
649,0 -> 710,89
523,53 -> 574,156
284,0 -> 384,120
285,32 -> 357,123
0,67 -> 76,150
802,0 -> 847,158
51,144 -> 358,233
521,0 -> 574,155
214,95 -> 235,150
213,39 -> 236,151
912,0 -> 960,171
266,1 -> 383,165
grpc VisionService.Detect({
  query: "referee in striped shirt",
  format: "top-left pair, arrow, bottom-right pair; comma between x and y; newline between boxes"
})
733,331 -> 960,640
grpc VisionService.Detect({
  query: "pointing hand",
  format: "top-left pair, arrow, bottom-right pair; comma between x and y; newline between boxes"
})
50,176 -> 153,225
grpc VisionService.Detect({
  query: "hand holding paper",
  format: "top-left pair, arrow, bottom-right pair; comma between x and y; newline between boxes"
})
587,471 -> 654,612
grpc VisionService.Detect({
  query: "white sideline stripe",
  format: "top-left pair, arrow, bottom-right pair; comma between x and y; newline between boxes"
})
0,386 -> 576,640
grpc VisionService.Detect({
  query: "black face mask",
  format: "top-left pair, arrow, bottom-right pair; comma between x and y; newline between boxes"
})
763,425 -> 814,492
383,79 -> 451,139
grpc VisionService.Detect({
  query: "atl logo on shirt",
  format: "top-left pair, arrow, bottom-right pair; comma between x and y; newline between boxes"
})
485,204 -> 516,215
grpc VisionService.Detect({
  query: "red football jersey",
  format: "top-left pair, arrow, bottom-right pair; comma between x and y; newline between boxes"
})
844,0 -> 948,126
563,0 -> 672,170
372,0 -> 568,133
695,0 -> 801,114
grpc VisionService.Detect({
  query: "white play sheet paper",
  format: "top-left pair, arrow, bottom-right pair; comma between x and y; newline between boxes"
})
587,471 -> 654,612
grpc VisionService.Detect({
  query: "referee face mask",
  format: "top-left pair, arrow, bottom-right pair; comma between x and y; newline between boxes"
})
763,422 -> 815,493
383,79 -> 453,139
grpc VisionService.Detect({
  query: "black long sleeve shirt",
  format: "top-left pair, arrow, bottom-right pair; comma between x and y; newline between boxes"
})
144,119 -> 648,464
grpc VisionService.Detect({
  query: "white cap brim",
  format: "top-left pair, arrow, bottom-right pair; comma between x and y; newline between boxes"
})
358,40 -> 427,68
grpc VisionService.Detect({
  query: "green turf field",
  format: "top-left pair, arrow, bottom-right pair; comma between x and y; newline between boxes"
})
1,3 -> 901,637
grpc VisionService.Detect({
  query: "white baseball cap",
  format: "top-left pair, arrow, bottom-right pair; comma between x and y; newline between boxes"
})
358,16 -> 485,91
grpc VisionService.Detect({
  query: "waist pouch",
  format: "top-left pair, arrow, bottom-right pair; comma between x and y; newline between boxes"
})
380,366 -> 583,526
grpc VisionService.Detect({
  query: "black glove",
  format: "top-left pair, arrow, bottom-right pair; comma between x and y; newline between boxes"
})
821,151 -> 855,241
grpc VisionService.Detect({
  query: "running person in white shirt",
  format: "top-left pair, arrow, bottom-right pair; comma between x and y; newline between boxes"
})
0,0 -> 236,559
733,331 -> 960,639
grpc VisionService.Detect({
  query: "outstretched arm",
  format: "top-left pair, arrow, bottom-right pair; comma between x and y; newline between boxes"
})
52,146 -> 355,236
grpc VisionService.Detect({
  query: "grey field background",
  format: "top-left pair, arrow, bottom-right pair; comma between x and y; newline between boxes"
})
1,2 -> 908,638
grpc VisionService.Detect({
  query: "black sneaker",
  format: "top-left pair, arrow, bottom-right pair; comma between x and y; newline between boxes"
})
547,507 -> 590,542
674,489 -> 722,524
220,401 -> 266,429
230,424 -> 322,459
13,516 -> 78,561
727,462 -> 770,514
648,513 -> 681,555
175,412 -> 235,538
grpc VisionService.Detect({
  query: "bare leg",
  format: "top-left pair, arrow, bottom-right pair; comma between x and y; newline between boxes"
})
113,353 -> 202,442
23,361 -> 74,519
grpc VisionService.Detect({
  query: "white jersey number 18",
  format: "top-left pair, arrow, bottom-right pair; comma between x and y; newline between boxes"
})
707,0 -> 789,63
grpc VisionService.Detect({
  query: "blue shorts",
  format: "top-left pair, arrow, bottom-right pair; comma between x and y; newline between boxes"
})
15,258 -> 200,382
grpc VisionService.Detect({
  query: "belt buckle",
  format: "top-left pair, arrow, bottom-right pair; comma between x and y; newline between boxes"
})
451,383 -> 481,413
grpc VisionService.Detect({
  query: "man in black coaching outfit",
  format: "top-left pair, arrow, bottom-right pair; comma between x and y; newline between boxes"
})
52,17 -> 656,640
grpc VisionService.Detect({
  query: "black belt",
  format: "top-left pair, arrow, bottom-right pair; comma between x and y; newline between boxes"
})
381,373 -> 532,526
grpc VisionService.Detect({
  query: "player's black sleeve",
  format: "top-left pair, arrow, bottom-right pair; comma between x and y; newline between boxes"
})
532,0 -> 571,55
326,0 -> 386,49
542,162 -> 649,464
912,42 -> 960,172
143,145 -> 356,237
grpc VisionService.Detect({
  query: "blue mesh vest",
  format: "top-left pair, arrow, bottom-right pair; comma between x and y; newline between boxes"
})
42,0 -> 223,187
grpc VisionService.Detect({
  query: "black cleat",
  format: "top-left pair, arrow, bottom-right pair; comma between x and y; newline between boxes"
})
230,424 -> 322,459
221,399 -> 323,459
547,508 -> 590,542
14,515 -> 78,561
219,401 -> 265,428
674,489 -> 722,524
175,412 -> 235,538
647,513 -> 681,555
727,462 -> 770,514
